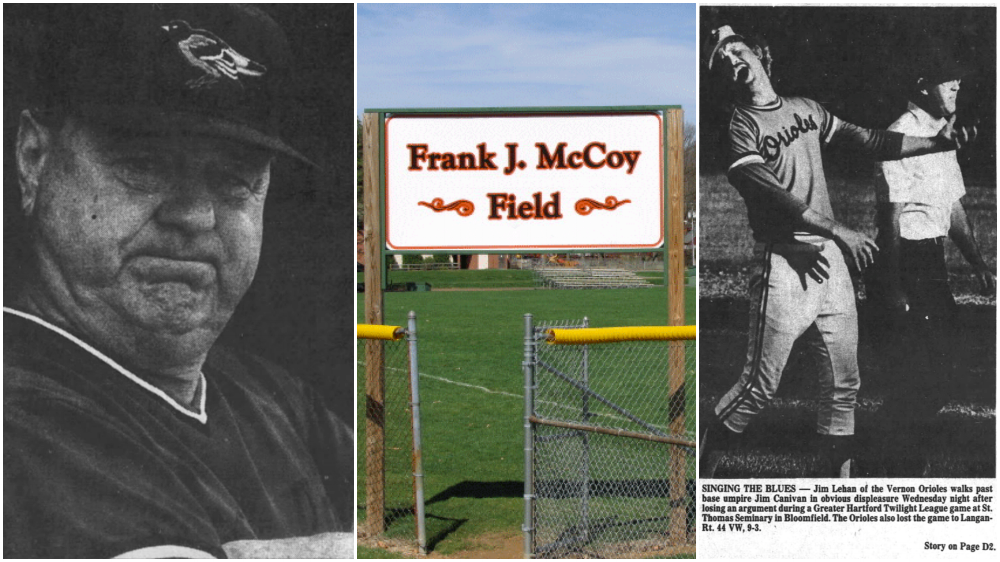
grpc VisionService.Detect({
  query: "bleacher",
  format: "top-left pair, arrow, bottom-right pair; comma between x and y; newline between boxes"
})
534,268 -> 654,289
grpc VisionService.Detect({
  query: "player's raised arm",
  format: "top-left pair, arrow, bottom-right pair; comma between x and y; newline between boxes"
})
830,114 -> 975,160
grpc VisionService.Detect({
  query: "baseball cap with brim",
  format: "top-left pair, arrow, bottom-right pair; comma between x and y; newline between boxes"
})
26,4 -> 314,167
905,39 -> 973,90
918,58 -> 974,87
75,105 -> 315,167
705,25 -> 746,70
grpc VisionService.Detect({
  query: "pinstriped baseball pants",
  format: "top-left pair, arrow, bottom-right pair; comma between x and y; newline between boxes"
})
714,241 -> 860,436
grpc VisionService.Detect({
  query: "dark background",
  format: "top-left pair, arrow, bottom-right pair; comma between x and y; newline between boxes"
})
3,5 -> 355,424
699,6 -> 997,179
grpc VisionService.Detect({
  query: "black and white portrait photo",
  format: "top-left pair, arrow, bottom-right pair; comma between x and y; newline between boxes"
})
697,6 -> 996,480
4,5 -> 355,557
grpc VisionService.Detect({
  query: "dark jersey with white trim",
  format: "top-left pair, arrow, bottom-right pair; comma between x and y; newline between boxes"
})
3,309 -> 352,558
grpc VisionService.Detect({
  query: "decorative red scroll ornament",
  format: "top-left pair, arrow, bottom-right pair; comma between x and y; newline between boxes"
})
574,196 -> 631,215
417,198 -> 475,216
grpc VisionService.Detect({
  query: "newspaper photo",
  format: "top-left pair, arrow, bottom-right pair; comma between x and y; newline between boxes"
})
697,5 -> 997,557
3,5 -> 355,558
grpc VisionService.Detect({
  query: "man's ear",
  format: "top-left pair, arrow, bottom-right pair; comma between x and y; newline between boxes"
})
16,109 -> 55,216
752,44 -> 773,77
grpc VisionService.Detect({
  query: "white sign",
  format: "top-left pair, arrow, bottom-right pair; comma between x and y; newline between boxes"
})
384,112 -> 664,251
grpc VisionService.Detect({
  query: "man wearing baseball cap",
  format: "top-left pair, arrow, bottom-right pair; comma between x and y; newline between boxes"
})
868,45 -> 995,477
699,24 -> 974,479
4,5 -> 352,557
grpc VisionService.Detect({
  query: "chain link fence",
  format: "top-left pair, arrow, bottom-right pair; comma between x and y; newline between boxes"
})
523,316 -> 696,558
357,316 -> 426,553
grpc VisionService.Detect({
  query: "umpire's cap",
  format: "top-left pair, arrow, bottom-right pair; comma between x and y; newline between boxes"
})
20,4 -> 311,165
914,42 -> 973,88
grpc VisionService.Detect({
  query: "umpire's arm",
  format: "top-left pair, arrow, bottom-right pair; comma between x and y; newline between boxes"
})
949,201 -> 997,294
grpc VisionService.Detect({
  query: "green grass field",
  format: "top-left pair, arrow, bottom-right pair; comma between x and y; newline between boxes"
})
357,275 -> 695,557
700,170 -> 996,478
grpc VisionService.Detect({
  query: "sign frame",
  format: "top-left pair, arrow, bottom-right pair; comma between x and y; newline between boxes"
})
364,105 -> 682,286
360,107 -> 686,533
381,109 -> 666,253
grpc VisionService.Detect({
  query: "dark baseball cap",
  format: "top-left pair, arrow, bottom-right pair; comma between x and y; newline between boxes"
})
914,43 -> 973,87
20,4 -> 312,165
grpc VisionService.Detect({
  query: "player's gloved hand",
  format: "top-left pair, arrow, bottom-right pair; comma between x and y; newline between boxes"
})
777,243 -> 830,289
831,225 -> 878,272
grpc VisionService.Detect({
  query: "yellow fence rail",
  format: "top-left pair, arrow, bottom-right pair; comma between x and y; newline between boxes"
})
547,325 -> 696,344
357,324 -> 405,341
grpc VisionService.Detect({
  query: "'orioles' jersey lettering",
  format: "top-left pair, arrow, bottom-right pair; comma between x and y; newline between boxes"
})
760,112 -> 820,161
724,97 -> 840,242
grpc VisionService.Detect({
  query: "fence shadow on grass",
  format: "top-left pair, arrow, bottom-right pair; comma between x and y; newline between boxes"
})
425,514 -> 468,552
426,480 -> 523,505
421,480 -> 522,551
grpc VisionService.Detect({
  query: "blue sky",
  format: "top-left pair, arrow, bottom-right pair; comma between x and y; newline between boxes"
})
357,3 -> 696,122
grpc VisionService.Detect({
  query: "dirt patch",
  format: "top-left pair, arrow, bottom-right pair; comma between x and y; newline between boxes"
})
448,533 -> 523,559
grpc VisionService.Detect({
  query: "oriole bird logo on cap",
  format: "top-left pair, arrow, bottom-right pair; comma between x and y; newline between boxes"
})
162,20 -> 267,89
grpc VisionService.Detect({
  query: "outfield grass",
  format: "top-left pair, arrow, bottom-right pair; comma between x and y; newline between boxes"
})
700,169 -> 996,478
357,545 -> 404,559
358,283 -> 696,557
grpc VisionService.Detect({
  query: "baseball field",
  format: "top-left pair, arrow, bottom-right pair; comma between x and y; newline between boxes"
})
356,274 -> 695,558
700,167 -> 997,478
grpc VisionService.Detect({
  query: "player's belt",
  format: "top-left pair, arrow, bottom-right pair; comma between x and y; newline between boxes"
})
770,241 -> 827,256
902,237 -> 945,247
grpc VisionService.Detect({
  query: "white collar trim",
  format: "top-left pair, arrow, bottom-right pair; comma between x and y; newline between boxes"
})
4,307 -> 208,424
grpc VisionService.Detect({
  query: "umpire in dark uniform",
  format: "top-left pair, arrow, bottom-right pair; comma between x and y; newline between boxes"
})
4,5 -> 354,557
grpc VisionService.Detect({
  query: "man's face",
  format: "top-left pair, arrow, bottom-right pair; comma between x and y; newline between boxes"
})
712,40 -> 767,90
924,79 -> 961,118
29,118 -> 272,362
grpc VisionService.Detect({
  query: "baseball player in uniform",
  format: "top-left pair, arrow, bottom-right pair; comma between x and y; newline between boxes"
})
4,5 -> 352,557
699,26 -> 972,478
868,48 -> 995,476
